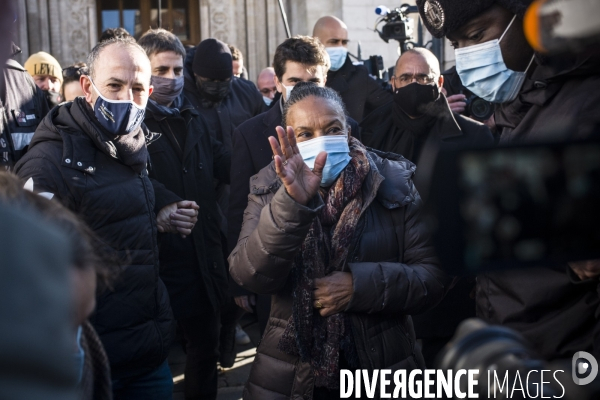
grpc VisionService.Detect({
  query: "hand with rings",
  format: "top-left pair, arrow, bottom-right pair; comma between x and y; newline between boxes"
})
312,271 -> 354,317
268,126 -> 327,206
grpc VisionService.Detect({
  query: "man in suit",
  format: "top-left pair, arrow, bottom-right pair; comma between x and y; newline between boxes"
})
313,16 -> 392,122
227,36 -> 360,335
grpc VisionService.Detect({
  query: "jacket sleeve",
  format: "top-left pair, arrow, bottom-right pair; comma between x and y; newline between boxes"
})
364,73 -> 392,115
149,177 -> 182,214
345,193 -> 450,315
227,128 -> 255,253
15,154 -> 74,208
228,185 -> 322,294
210,134 -> 231,184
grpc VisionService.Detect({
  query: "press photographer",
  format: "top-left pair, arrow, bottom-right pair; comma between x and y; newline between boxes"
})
416,0 -> 600,364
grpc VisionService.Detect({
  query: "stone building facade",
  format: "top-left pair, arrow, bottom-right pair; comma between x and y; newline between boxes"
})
14,0 -> 453,82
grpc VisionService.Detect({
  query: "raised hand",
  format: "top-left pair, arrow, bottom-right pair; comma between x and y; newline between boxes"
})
268,126 -> 327,205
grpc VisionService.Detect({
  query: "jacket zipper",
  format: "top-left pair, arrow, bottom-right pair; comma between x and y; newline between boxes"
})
139,172 -> 165,362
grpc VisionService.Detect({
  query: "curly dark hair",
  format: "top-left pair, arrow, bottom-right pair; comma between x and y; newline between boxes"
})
273,35 -> 330,80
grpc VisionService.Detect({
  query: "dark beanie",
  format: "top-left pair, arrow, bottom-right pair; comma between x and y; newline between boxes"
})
192,38 -> 233,80
416,0 -> 533,38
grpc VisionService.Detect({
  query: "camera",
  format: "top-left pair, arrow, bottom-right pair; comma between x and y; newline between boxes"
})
465,94 -> 494,122
375,4 -> 419,51
436,319 -> 600,399
362,55 -> 386,80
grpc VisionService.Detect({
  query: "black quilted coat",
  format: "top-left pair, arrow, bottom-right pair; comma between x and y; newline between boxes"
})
15,99 -> 174,380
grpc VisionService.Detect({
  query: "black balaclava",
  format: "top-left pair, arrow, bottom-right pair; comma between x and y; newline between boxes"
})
192,38 -> 233,106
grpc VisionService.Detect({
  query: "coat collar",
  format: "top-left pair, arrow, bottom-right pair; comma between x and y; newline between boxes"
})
361,97 -> 463,142
261,101 -> 283,136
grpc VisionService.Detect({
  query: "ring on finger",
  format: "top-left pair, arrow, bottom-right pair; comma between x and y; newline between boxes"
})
315,300 -> 323,309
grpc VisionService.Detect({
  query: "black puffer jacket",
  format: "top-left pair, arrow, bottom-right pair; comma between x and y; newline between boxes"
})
229,149 -> 450,399
15,99 -> 174,380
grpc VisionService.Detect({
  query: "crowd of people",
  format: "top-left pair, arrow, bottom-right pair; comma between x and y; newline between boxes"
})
0,0 -> 599,399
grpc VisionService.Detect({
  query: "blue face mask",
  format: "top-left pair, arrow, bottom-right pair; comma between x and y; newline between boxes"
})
263,96 -> 273,106
326,47 -> 348,72
454,15 -> 535,104
90,79 -> 146,135
296,135 -> 351,187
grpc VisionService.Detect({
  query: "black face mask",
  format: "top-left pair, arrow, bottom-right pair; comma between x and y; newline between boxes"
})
44,90 -> 61,108
393,82 -> 440,117
195,77 -> 231,103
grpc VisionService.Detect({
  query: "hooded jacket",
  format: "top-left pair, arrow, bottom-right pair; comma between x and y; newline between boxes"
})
144,96 -> 231,318
478,52 -> 600,360
228,149 -> 450,399
496,51 -> 600,142
14,99 -> 174,379
1,45 -> 49,169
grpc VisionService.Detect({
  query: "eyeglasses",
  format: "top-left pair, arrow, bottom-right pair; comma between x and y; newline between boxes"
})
392,73 -> 434,86
62,65 -> 89,80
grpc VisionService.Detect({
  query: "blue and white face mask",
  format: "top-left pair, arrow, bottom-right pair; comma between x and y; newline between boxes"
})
296,135 -> 351,187
454,15 -> 535,104
263,96 -> 273,106
326,47 -> 348,72
90,79 -> 146,136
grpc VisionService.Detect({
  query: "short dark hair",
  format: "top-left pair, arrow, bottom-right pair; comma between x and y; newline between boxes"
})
138,28 -> 187,60
282,81 -> 346,127
87,37 -> 149,80
228,44 -> 243,61
99,27 -> 135,43
273,35 -> 330,80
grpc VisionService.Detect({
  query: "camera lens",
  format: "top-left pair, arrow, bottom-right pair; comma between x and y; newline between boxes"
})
470,97 -> 493,121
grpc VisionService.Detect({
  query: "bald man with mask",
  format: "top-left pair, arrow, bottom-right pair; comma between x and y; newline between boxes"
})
313,16 -> 391,122
361,48 -> 493,167
16,37 -> 201,399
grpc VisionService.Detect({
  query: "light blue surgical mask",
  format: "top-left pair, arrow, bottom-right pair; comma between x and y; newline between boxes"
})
263,96 -> 273,106
296,135 -> 351,187
454,15 -> 535,103
326,47 -> 348,72
283,85 -> 295,101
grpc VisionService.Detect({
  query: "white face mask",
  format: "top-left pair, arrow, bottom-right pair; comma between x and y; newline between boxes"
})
454,15 -> 535,103
283,85 -> 295,101
262,96 -> 273,106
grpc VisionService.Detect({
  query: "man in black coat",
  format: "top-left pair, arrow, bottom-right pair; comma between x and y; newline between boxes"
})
416,0 -> 600,360
313,16 -> 392,122
138,28 -> 231,400
361,47 -> 493,367
227,37 -> 362,335
183,37 -> 264,368
361,48 -> 494,167
15,38 -> 199,399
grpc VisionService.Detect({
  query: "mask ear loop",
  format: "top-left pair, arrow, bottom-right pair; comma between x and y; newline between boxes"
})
499,15 -> 518,43
499,15 -> 536,74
